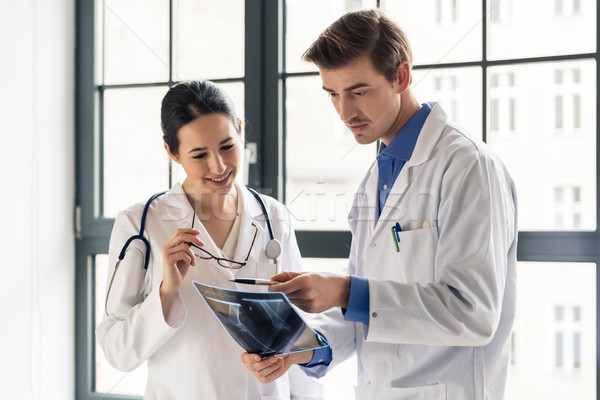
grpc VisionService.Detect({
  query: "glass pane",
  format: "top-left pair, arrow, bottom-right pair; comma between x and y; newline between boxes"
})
505,262 -> 595,399
381,0 -> 482,65
488,0 -> 596,60
94,255 -> 147,395
170,82 -> 245,185
487,60 -> 596,231
411,67 -> 482,139
285,76 -> 376,230
285,0 -> 374,73
103,86 -> 170,218
100,0 -> 169,85
555,332 -> 564,368
174,0 -> 244,80
302,258 -> 356,400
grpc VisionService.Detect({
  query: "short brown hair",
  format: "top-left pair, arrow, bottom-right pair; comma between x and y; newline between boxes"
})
302,9 -> 413,83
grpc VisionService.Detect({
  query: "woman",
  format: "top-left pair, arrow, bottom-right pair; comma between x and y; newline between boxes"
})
96,81 -> 323,399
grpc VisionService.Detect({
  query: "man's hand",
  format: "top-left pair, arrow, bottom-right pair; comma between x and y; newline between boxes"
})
269,271 -> 351,313
241,351 -> 314,383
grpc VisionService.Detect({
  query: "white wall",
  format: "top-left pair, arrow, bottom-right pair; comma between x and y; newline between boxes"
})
0,1 -> 75,399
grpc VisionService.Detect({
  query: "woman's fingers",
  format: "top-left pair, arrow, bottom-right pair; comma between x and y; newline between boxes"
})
240,353 -> 285,383
166,228 -> 203,247
165,243 -> 195,265
160,228 -> 206,297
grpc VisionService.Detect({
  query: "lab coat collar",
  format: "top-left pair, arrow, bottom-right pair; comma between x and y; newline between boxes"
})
233,183 -> 267,270
159,180 -> 193,223
371,102 -> 448,235
404,102 -> 448,168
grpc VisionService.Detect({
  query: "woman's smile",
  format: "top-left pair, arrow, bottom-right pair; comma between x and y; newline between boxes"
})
206,170 -> 233,187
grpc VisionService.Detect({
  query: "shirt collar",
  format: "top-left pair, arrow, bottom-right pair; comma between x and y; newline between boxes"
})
378,102 -> 433,161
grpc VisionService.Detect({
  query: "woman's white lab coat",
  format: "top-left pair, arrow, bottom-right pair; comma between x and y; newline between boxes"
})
310,103 -> 518,400
96,180 -> 322,400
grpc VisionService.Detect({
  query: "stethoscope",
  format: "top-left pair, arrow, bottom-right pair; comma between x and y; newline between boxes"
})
246,188 -> 282,260
104,187 -> 282,317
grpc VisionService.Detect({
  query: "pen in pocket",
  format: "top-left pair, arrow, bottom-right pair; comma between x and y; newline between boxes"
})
391,225 -> 400,252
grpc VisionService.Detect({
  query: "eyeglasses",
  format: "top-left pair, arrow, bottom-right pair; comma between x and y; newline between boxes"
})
189,200 -> 258,269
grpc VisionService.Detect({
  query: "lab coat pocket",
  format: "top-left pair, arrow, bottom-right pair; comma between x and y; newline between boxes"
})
381,383 -> 446,400
388,227 -> 438,284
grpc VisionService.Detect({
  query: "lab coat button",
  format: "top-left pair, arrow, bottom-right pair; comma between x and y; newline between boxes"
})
371,243 -> 376,248
372,312 -> 378,318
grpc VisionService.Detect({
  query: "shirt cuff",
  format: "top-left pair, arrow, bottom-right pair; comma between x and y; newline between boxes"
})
342,275 -> 370,325
299,333 -> 332,378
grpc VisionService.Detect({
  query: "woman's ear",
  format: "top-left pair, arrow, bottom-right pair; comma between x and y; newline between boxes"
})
237,119 -> 246,143
164,142 -> 180,164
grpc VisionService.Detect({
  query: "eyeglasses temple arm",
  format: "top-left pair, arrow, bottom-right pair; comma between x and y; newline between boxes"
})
191,200 -> 199,230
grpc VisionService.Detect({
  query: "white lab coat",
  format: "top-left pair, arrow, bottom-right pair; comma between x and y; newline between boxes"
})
96,180 -> 323,400
310,103 -> 517,400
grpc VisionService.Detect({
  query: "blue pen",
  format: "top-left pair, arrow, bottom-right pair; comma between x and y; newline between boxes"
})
395,222 -> 402,242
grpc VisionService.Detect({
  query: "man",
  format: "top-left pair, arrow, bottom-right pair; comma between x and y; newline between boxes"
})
242,9 -> 517,400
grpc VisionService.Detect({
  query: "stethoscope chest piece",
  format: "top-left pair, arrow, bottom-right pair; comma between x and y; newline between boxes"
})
265,239 -> 282,261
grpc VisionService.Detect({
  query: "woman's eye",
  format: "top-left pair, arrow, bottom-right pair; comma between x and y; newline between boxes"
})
193,153 -> 207,160
221,144 -> 235,151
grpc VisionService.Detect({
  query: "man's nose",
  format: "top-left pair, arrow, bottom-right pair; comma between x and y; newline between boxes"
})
338,96 -> 357,122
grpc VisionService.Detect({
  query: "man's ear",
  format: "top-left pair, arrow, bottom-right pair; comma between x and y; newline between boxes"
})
164,142 -> 180,164
396,61 -> 411,94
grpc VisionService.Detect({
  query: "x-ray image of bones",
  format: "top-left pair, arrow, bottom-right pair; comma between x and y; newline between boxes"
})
194,282 -> 328,356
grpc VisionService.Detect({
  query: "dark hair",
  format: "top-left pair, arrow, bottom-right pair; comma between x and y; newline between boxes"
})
161,81 -> 241,156
302,9 -> 413,83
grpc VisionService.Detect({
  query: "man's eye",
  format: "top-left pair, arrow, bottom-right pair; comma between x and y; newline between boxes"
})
221,144 -> 235,151
353,91 -> 365,96
193,153 -> 207,160
328,92 -> 338,98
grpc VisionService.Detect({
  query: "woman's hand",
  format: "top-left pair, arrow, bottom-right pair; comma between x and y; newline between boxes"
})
160,228 -> 203,317
240,350 -> 314,383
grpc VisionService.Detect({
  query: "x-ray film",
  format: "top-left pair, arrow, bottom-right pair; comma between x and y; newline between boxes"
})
192,281 -> 328,357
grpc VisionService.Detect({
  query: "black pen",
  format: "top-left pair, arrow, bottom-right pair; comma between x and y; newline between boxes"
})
230,278 -> 279,286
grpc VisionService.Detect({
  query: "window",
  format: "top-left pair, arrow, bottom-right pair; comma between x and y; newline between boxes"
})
552,68 -> 583,133
490,0 -> 514,23
432,74 -> 458,121
489,71 -> 517,134
76,1 -> 247,398
553,304 -> 584,372
77,1 -> 600,399
489,61 -> 595,232
434,0 -> 457,25
504,263 -> 595,398
285,0 -> 376,232
552,185 -> 583,230
555,0 -> 582,16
